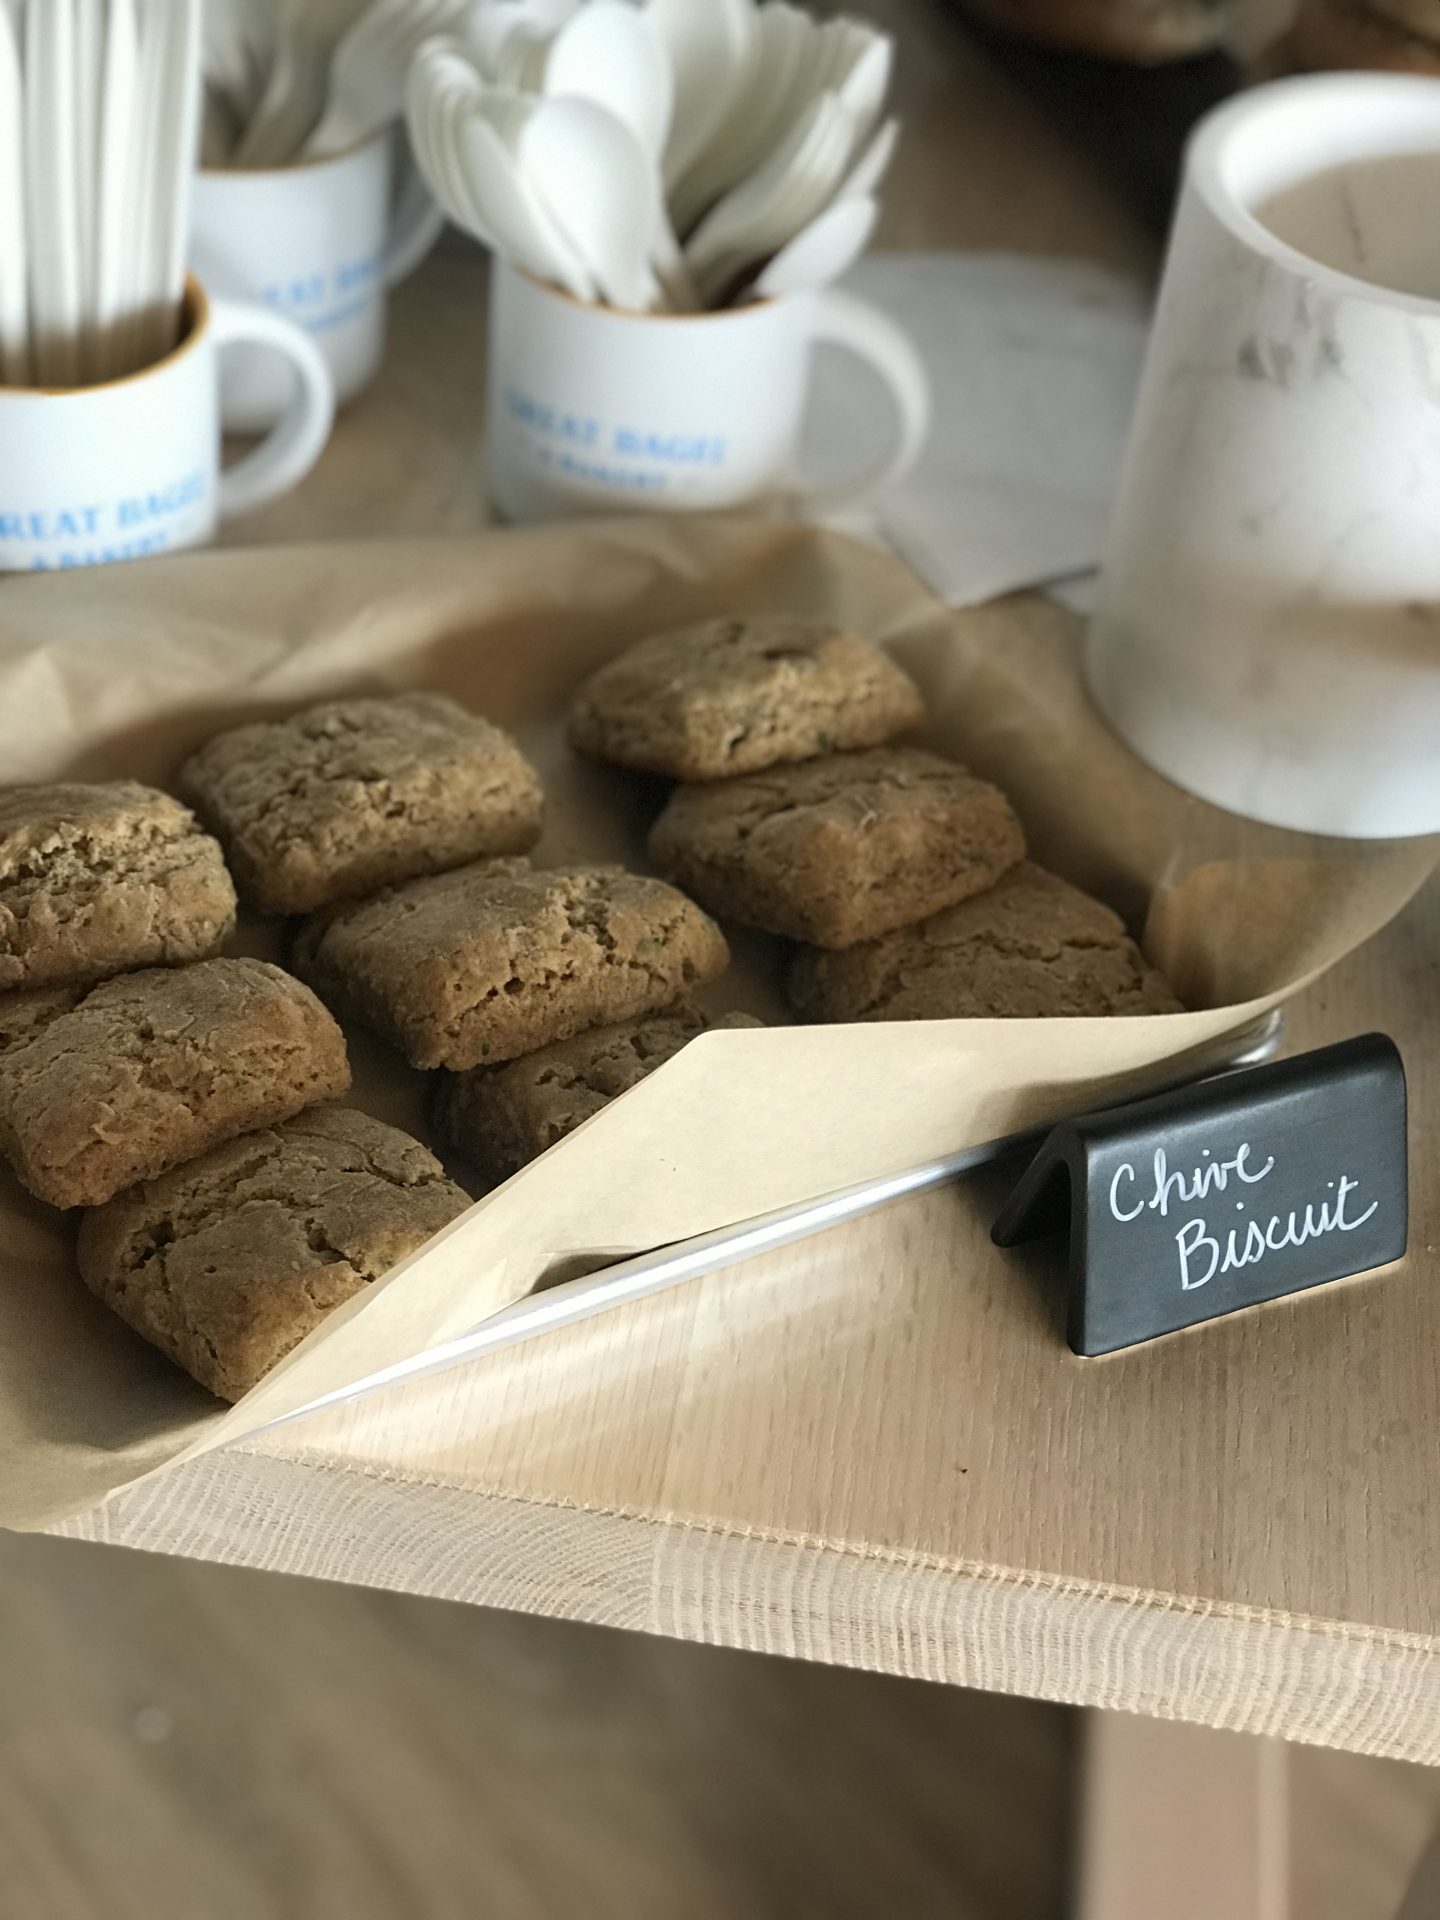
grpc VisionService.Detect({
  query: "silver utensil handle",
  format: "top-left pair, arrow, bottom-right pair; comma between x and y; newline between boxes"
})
257,1011 -> 1286,1435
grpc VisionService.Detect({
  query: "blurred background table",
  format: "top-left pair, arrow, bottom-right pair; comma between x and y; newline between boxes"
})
12,2 -> 1440,1913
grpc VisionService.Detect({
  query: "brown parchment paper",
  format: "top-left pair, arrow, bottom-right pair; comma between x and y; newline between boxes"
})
0,517 -> 1433,1532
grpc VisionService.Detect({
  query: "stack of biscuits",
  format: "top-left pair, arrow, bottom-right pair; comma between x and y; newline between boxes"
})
0,763 -> 474,1401
0,632 -> 1182,1407
173,689 -> 750,1346
567,615 -> 1182,1029
1292,0 -> 1440,73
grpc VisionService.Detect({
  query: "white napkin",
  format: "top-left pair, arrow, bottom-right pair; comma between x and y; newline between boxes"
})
805,251 -> 1151,607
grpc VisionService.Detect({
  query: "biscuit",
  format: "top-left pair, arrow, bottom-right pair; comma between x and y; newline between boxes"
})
567,615 -> 925,781
648,748 -> 1025,949
0,781 -> 236,993
294,860 -> 730,1071
176,693 -> 544,916
0,984 -> 82,1058
77,1106 -> 472,1403
788,863 -> 1184,1022
0,957 -> 350,1209
436,1006 -> 762,1183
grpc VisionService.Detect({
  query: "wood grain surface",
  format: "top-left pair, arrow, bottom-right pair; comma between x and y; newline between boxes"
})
0,1529 -> 1074,1920
52,0 -> 1440,1762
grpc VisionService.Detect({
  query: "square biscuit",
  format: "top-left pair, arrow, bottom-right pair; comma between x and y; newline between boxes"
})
77,1106 -> 472,1402
788,863 -> 1185,1022
567,615 -> 925,781
294,861 -> 730,1071
436,1005 -> 762,1184
0,984 -> 83,1058
0,781 -> 236,992
0,957 -> 350,1209
176,693 -> 544,916
649,747 -> 1026,949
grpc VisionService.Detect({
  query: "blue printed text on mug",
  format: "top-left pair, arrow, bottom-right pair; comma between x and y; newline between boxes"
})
506,383 -> 729,496
263,254 -> 382,338
2,468 -> 208,568
505,385 -> 600,447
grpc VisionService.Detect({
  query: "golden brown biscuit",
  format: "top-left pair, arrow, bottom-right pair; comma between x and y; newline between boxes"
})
294,861 -> 730,1071
649,748 -> 1025,949
177,693 -> 544,915
0,958 -> 349,1208
568,616 -> 924,781
0,781 -> 235,992
788,863 -> 1183,1022
77,1107 -> 471,1402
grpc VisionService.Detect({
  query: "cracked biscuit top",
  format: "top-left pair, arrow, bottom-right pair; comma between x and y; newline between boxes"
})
293,859 -> 730,1072
567,615 -> 926,781
176,693 -> 544,916
788,863 -> 1185,1022
0,781 -> 236,992
0,956 -> 350,1209
77,1105 -> 472,1402
649,747 -> 1026,949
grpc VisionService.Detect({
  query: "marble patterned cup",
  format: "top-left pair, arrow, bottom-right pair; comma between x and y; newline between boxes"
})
1087,73 -> 1440,839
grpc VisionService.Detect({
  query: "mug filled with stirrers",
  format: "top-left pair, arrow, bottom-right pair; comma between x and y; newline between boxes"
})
0,0 -> 335,572
405,0 -> 931,523
192,0 -> 454,429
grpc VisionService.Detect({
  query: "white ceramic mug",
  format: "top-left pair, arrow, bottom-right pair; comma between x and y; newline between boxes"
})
190,130 -> 445,432
1088,74 -> 1440,839
0,279 -> 333,572
485,261 -> 931,523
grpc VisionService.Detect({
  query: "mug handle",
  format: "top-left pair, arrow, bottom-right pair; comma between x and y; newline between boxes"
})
384,159 -> 447,288
800,289 -> 930,516
211,298 -> 336,520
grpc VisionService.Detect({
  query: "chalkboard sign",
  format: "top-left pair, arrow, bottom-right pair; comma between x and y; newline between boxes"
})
991,1034 -> 1408,1356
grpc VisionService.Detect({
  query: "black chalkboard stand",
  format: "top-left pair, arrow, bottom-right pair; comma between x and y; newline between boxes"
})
992,1034 -> 1409,1356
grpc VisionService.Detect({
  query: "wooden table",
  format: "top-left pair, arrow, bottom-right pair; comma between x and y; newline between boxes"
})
56,0 -> 1440,1780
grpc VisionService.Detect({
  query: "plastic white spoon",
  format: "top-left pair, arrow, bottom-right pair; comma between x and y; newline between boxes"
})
95,0 -> 138,379
150,0 -> 201,360
754,191 -> 877,299
642,0 -> 751,190
686,91 -> 852,300
0,0 -> 29,386
407,46 -> 594,296
835,31 -> 891,142
519,94 -> 664,311
404,49 -> 480,227
841,116 -> 899,203
494,24 -> 549,90
478,87 -> 599,298
459,0 -> 577,76
202,0 -> 279,131
234,20 -> 329,165
27,0 -> 82,386
73,0 -> 104,380
543,3 -> 670,165
272,0 -> 378,151
670,0 -> 806,234
305,0 -> 468,158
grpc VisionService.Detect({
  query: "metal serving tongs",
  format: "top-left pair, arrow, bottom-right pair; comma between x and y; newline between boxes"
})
254,1010 -> 1286,1436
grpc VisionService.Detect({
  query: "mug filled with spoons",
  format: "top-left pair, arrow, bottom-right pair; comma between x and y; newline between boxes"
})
0,0 -> 335,570
194,0 -> 453,427
403,0 -> 931,520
